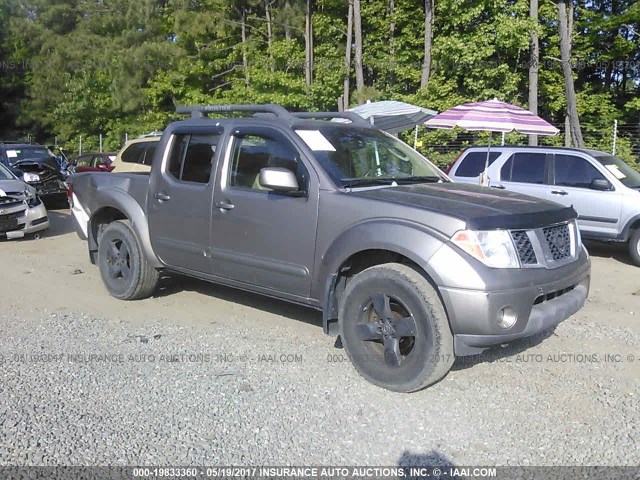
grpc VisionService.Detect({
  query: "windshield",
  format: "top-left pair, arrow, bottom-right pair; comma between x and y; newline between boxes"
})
0,162 -> 15,180
295,126 -> 446,188
4,145 -> 55,164
593,154 -> 640,189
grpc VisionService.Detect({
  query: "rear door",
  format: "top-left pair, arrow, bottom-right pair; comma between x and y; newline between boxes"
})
209,126 -> 319,298
497,151 -> 551,199
549,153 -> 623,237
148,127 -> 223,272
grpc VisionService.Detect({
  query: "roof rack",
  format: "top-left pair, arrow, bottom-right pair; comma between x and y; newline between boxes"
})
291,112 -> 370,127
176,104 -> 292,120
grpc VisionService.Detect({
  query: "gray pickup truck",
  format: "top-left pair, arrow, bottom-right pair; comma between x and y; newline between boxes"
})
69,104 -> 591,392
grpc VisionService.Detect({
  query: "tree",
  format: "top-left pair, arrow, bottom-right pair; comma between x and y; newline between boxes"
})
342,0 -> 353,110
421,0 -> 434,89
304,0 -> 313,85
528,0 -> 539,146
557,0 -> 584,148
353,0 -> 364,103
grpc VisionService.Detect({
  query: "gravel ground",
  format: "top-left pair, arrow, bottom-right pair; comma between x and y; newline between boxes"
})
0,212 -> 639,466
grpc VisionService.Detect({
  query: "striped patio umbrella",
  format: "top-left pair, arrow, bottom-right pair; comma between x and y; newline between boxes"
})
348,100 -> 438,134
424,98 -> 559,185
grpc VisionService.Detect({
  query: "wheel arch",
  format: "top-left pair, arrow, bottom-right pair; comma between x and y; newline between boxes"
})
316,220 -> 448,335
621,214 -> 640,241
87,189 -> 162,268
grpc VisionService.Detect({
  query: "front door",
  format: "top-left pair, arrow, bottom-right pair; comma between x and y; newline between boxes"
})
148,128 -> 222,272
549,153 -> 623,237
210,127 -> 319,298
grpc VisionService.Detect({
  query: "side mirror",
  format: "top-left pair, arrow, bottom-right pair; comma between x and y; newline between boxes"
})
259,167 -> 299,192
590,178 -> 612,191
98,163 -> 110,171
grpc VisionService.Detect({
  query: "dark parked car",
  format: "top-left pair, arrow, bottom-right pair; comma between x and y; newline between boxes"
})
70,152 -> 116,173
0,142 -> 68,203
69,104 -> 590,392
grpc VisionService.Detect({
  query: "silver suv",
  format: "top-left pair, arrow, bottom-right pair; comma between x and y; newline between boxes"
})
448,146 -> 640,266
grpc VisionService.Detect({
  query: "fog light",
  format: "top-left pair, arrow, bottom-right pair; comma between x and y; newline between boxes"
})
497,306 -> 517,329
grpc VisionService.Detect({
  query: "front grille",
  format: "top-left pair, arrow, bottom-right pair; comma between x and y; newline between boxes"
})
0,197 -> 23,209
0,209 -> 26,233
543,223 -> 572,261
511,231 -> 537,264
0,210 -> 25,221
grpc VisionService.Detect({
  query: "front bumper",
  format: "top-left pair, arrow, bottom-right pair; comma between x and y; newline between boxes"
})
0,200 -> 49,239
438,250 -> 591,356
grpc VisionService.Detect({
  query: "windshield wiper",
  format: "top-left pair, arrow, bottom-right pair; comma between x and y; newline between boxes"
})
341,178 -> 399,188
342,176 -> 443,188
392,176 -> 442,184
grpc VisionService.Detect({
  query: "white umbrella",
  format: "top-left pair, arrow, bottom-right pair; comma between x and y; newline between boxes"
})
348,100 -> 437,135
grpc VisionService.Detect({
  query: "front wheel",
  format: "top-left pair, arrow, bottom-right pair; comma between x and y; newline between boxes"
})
97,220 -> 159,300
338,263 -> 454,392
629,229 -> 640,267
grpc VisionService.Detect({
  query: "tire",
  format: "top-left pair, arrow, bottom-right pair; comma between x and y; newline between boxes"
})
97,220 -> 159,300
629,229 -> 640,267
338,263 -> 454,392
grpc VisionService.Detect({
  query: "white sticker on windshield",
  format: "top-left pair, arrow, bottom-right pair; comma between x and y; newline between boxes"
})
605,164 -> 626,179
6,150 -> 17,158
296,130 -> 336,152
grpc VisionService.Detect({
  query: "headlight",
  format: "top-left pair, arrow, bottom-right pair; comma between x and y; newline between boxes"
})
451,229 -> 520,268
23,187 -> 40,207
23,172 -> 40,182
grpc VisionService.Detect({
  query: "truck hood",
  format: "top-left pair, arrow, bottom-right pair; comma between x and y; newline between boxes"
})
350,182 -> 576,230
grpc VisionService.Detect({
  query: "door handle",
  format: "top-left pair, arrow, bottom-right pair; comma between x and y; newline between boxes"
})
551,190 -> 568,196
491,184 -> 505,189
215,201 -> 235,210
154,192 -> 171,201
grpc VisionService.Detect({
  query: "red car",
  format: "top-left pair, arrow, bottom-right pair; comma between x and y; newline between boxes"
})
70,152 -> 116,173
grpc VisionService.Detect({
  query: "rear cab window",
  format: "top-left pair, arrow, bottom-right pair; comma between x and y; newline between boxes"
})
166,133 -> 221,184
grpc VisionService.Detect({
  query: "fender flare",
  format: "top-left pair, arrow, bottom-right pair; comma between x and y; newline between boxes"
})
88,188 -> 163,269
621,214 -> 640,242
314,218 -> 449,334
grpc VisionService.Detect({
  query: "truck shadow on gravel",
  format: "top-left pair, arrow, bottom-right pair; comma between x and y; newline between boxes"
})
42,210 -> 76,238
153,273 -> 324,328
584,240 -> 634,266
451,328 -> 557,371
397,450 -> 457,471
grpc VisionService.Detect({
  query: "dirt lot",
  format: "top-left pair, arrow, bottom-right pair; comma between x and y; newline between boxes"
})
1,210 -> 639,466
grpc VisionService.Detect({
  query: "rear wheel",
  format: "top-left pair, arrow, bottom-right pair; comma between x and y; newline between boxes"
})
97,220 -> 159,300
629,229 -> 640,267
338,263 -> 454,392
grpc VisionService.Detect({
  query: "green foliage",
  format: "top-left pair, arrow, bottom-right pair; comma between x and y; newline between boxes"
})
0,0 -> 637,168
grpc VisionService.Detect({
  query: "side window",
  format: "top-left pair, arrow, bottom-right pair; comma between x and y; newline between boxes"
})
121,143 -> 146,164
76,155 -> 92,167
554,155 -> 606,188
229,134 -> 306,191
502,152 -> 547,184
454,151 -> 501,177
142,143 -> 157,166
166,134 -> 220,184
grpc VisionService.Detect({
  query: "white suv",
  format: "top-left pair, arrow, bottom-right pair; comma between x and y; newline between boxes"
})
448,146 -> 640,266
